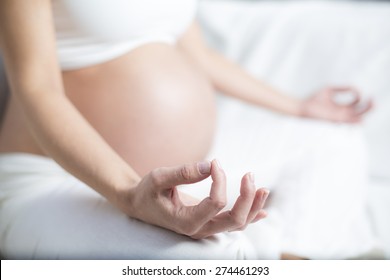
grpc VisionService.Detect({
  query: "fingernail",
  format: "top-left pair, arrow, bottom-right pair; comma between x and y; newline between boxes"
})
198,161 -> 211,174
214,159 -> 222,169
249,172 -> 255,183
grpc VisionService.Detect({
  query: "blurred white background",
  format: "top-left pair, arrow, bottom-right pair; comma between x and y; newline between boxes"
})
198,0 -> 390,258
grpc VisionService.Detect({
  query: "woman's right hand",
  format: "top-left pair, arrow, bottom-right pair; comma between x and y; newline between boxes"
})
115,160 -> 269,239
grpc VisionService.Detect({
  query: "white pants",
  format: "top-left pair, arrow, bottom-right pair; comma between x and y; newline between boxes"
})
0,99 -> 377,259
0,154 -> 257,260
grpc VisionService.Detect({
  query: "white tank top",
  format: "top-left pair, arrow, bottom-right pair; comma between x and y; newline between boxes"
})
52,0 -> 197,70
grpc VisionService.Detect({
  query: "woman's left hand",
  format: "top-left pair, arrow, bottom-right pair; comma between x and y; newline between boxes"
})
300,86 -> 373,123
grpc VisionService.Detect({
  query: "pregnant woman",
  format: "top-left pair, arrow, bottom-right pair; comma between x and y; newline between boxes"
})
0,0 -> 375,259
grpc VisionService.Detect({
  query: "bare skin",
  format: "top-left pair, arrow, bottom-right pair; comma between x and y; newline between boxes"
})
0,33 -> 371,175
0,43 -> 216,176
0,0 -> 272,243
0,0 -> 372,257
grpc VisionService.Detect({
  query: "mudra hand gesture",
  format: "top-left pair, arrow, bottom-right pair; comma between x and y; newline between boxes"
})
301,86 -> 373,123
115,160 -> 269,239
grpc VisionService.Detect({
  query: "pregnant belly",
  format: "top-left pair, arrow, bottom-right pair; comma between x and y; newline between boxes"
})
63,43 -> 217,176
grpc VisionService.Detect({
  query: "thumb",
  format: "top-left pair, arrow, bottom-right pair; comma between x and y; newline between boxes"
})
151,161 -> 211,189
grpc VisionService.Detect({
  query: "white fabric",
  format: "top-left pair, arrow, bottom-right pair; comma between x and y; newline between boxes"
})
0,0 -> 383,259
0,112 -> 378,259
182,105 -> 378,259
198,0 -> 390,180
52,0 -> 197,70
0,154 -> 256,260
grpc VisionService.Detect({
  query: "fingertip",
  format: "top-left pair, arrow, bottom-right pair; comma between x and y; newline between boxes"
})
262,188 -> 270,200
197,161 -> 211,175
210,159 -> 217,176
210,159 -> 217,174
248,172 -> 255,184
241,173 -> 256,196
257,188 -> 270,207
212,159 -> 222,169
252,209 -> 268,223
253,189 -> 264,206
258,187 -> 269,193
365,99 -> 374,111
211,159 -> 225,179
259,209 -> 267,218
209,159 -> 226,200
242,172 -> 254,184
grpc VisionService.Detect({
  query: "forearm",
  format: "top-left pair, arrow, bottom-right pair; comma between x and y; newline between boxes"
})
0,0 -> 140,206
179,23 -> 303,116
203,49 -> 303,116
17,88 -> 140,204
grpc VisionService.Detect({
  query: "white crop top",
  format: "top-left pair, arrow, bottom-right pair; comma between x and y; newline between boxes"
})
52,0 -> 197,70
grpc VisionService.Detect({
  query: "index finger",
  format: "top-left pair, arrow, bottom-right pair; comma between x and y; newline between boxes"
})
181,159 -> 227,233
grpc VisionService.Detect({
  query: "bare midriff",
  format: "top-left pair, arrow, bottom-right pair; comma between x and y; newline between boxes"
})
0,43 -> 217,176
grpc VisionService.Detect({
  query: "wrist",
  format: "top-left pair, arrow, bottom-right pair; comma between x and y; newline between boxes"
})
287,98 -> 306,118
109,169 -> 141,213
